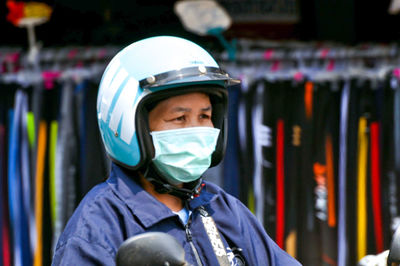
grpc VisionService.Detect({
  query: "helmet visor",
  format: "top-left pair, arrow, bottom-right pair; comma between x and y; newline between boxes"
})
139,66 -> 240,89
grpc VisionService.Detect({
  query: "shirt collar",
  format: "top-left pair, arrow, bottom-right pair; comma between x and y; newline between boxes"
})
188,184 -> 215,210
106,164 -> 216,228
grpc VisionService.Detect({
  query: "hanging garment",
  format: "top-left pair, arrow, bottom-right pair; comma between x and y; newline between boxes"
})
326,81 -> 341,248
8,105 -> 19,266
356,80 -> 383,261
324,82 -> 341,266
273,80 -> 294,250
34,83 -> 59,266
0,122 -> 4,266
33,120 -> 47,266
395,78 -> 400,223
259,80 -> 277,241
312,81 -> 340,266
75,81 -> 109,198
304,81 -> 331,265
27,85 -> 40,260
54,80 -> 79,251
251,80 -> 271,226
260,79 -> 277,238
344,80 -> 362,266
370,121 -> 384,253
311,82 -> 331,228
237,76 -> 255,209
276,118 -> 285,248
0,120 -> 6,266
378,74 -> 400,251
20,90 -> 34,264
380,77 -> 397,248
356,116 -> 369,261
284,81 -> 304,259
8,90 -> 32,266
30,83 -> 43,172
222,83 -> 241,198
20,91 -> 33,265
297,80 -> 319,266
0,84 -> 15,266
49,120 -> 58,252
368,82 -> 385,254
303,80 -> 315,233
325,135 -> 336,227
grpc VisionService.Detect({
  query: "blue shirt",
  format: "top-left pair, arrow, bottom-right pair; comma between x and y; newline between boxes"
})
52,164 -> 301,266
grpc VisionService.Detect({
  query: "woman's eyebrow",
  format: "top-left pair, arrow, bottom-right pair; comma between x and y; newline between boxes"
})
170,106 -> 191,113
201,106 -> 212,112
170,105 -> 212,113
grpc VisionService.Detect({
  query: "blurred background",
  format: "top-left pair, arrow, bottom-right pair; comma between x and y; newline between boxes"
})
2,0 -> 400,47
2,1 -> 400,266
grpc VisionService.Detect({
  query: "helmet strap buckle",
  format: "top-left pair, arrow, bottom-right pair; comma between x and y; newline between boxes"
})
143,165 -> 203,200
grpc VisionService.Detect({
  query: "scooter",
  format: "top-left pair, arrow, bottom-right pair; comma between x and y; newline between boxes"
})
116,232 -> 189,266
116,226 -> 400,266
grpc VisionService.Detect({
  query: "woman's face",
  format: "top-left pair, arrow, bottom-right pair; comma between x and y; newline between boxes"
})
148,92 -> 214,132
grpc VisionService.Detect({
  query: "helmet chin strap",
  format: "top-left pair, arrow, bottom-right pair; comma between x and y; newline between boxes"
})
143,165 -> 204,200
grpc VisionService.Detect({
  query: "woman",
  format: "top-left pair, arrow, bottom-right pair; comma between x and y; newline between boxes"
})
52,36 -> 301,266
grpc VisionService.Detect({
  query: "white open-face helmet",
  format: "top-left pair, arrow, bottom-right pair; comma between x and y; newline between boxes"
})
97,36 -> 239,173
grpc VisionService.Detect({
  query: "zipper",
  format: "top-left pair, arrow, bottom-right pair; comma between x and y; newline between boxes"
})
185,219 -> 203,266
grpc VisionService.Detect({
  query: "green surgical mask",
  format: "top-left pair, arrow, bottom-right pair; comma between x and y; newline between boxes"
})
150,127 -> 220,185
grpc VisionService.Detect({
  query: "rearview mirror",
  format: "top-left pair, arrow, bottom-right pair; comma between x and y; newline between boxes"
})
116,232 -> 188,266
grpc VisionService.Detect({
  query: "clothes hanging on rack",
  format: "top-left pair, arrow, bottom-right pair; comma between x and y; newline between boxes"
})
2,42 -> 400,265
338,80 -> 350,266
0,73 -> 111,265
232,70 -> 400,265
0,84 -> 14,266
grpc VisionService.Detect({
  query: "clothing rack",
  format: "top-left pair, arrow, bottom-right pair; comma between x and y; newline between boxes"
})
1,42 -> 399,74
214,40 -> 400,84
218,39 -> 399,60
1,40 -> 400,266
216,41 -> 400,266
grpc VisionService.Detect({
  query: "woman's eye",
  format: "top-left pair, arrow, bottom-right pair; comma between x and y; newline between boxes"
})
174,116 -> 185,121
200,114 -> 211,119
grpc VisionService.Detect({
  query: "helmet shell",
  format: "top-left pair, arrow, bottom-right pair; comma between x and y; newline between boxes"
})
97,36 -> 236,169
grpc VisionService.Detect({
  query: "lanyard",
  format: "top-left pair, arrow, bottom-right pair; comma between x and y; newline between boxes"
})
198,206 -> 230,266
